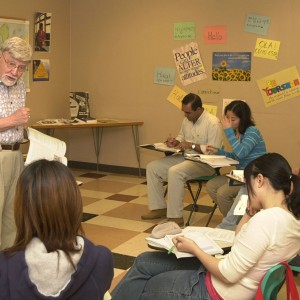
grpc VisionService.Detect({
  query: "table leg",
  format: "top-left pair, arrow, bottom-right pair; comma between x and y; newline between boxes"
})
92,127 -> 103,172
131,125 -> 141,176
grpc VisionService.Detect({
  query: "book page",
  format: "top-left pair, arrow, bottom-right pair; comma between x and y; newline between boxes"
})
153,142 -> 182,153
26,128 -> 67,166
234,194 -> 248,215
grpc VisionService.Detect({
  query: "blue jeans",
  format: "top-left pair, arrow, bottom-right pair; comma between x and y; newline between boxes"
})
216,186 -> 246,231
111,251 -> 211,300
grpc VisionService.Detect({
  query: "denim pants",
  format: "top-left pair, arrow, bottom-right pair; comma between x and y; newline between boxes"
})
111,251 -> 211,300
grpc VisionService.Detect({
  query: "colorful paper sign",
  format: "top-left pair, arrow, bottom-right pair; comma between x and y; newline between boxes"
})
254,38 -> 280,60
204,26 -> 226,44
244,13 -> 270,36
167,85 -> 187,109
154,67 -> 175,85
174,22 -> 195,40
256,66 -> 300,107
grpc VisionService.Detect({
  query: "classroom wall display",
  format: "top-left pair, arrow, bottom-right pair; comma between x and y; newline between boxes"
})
33,59 -> 50,81
0,17 -> 30,90
212,52 -> 251,81
154,67 -> 176,86
254,38 -> 280,61
244,13 -> 270,36
174,22 -> 195,40
204,25 -> 227,44
256,66 -> 300,107
34,12 -> 52,52
173,42 -> 207,86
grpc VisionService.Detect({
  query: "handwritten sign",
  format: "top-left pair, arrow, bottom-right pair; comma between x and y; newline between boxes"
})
167,85 -> 187,109
204,26 -> 226,44
154,67 -> 175,85
173,42 -> 207,86
257,66 -> 300,107
174,22 -> 195,40
254,38 -> 280,60
244,13 -> 270,36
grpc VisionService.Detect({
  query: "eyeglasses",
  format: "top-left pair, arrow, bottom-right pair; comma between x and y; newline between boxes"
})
1,52 -> 28,73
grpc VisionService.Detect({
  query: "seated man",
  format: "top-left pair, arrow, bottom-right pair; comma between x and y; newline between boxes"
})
141,93 -> 223,226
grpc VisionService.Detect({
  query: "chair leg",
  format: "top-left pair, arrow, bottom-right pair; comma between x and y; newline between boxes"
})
205,203 -> 217,227
185,181 -> 202,226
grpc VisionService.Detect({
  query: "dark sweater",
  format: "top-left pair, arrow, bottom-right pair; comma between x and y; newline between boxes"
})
0,237 -> 114,300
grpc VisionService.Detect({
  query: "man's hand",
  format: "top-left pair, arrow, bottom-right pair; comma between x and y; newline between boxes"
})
10,107 -> 30,126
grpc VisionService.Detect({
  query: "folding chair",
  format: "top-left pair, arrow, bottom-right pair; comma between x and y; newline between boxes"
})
185,170 -> 220,226
164,168 -> 220,227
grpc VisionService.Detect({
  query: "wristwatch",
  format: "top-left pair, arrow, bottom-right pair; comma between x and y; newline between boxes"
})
191,144 -> 196,150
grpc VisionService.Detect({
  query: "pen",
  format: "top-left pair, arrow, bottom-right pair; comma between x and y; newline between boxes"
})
168,245 -> 175,254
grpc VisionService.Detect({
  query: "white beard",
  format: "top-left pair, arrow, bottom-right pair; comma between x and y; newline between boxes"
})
1,74 -> 17,86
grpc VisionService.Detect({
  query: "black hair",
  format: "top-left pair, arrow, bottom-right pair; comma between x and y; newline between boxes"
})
224,100 -> 255,134
244,153 -> 300,218
181,93 -> 202,111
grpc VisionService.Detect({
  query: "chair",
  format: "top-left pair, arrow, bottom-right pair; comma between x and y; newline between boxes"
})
164,168 -> 220,227
185,169 -> 220,226
257,261 -> 300,300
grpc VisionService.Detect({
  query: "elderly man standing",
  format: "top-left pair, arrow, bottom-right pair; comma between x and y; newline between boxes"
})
142,93 -> 223,226
0,37 -> 32,249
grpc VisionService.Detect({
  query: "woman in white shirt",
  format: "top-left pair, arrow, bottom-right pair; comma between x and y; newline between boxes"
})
112,153 -> 300,300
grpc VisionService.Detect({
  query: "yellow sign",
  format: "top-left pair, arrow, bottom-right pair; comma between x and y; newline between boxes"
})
257,66 -> 300,107
203,104 -> 217,116
167,85 -> 187,109
254,38 -> 280,60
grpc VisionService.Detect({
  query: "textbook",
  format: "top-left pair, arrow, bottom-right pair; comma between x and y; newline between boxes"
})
146,227 -> 234,258
139,143 -> 183,153
185,153 -> 239,168
226,170 -> 245,185
26,127 -> 67,166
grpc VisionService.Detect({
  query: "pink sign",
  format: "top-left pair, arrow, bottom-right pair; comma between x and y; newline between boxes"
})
204,26 -> 227,44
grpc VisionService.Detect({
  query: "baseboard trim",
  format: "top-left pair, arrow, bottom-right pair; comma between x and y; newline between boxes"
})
68,160 -> 146,176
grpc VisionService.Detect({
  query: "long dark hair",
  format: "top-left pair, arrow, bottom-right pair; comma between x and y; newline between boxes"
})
224,100 -> 255,134
244,153 -> 300,218
5,159 -> 84,267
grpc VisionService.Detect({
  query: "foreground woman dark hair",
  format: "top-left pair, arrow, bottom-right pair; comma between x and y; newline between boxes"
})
0,159 -> 113,300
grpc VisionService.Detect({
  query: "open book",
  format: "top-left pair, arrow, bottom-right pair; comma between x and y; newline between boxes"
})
26,127 -> 67,166
139,142 -> 182,153
185,153 -> 239,168
146,227 -> 234,258
226,170 -> 245,185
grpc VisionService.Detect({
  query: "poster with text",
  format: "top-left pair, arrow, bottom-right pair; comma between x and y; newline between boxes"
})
257,66 -> 300,107
212,52 -> 251,81
173,42 -> 207,86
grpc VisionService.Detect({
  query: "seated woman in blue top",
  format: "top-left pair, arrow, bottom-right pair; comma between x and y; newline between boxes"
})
111,153 -> 300,300
0,159 -> 114,300
206,100 -> 266,218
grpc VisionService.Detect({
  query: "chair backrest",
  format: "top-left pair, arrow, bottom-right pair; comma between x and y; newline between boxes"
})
260,264 -> 287,299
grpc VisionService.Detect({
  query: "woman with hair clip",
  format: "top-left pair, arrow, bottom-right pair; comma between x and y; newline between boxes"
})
111,153 -> 300,300
0,159 -> 114,300
206,100 -> 266,220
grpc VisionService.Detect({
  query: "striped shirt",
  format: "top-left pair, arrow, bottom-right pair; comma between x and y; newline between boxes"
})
217,126 -> 266,170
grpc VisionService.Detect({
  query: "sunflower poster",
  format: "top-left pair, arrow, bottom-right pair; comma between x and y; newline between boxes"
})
173,42 -> 207,86
212,52 -> 251,81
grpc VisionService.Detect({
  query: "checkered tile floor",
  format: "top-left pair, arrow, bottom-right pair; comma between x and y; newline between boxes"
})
71,168 -> 300,296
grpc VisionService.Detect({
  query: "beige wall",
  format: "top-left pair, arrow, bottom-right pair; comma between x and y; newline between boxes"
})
69,0 -> 300,170
4,1 -> 300,170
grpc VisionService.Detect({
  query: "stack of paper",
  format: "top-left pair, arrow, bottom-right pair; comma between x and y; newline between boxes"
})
26,127 -> 67,166
140,143 -> 182,153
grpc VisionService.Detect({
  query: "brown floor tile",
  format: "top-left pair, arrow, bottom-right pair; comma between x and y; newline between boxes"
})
105,194 -> 138,202
82,179 -> 136,193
